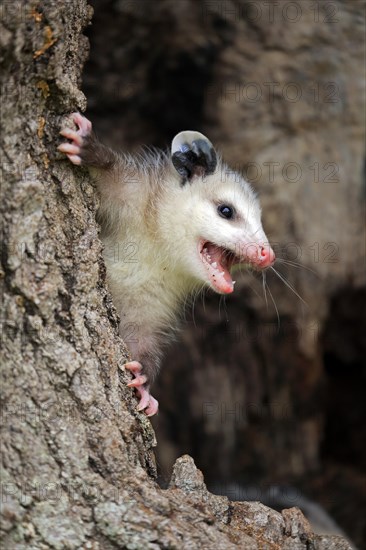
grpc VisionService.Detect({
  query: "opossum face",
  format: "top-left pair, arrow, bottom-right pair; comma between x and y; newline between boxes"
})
170,132 -> 275,294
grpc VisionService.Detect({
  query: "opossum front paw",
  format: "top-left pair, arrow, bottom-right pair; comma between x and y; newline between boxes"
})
125,361 -> 159,417
58,112 -> 92,165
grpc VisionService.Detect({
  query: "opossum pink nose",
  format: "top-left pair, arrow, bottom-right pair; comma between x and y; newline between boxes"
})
258,245 -> 275,267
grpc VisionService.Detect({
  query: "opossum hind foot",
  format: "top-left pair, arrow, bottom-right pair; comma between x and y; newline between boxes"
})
125,361 -> 159,417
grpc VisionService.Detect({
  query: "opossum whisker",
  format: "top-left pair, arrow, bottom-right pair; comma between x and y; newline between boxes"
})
269,266 -> 307,306
218,294 -> 229,322
183,285 -> 198,322
191,282 -> 207,327
265,281 -> 280,330
218,293 -> 222,318
201,284 -> 208,314
243,267 -> 266,301
182,291 -> 191,323
252,226 -> 262,238
276,258 -> 318,277
262,271 -> 268,309
191,290 -> 198,328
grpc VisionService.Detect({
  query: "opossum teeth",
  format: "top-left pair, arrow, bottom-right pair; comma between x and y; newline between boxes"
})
199,240 -> 235,295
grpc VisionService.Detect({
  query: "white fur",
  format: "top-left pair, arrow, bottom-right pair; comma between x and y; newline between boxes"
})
58,120 -> 272,384
59,115 -> 273,394
92,144 -> 269,378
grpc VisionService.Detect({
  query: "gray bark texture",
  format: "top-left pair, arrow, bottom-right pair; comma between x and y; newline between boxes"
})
0,1 -> 362,549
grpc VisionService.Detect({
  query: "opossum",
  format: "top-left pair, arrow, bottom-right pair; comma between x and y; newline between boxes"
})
58,113 -> 275,416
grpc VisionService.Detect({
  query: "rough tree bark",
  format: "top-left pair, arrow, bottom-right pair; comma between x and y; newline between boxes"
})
0,1 -> 357,549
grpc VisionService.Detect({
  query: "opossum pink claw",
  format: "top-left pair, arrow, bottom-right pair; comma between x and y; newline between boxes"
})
144,394 -> 159,417
59,113 -> 92,165
71,112 -> 92,135
125,361 -> 159,417
127,374 -> 148,387
124,360 -> 143,375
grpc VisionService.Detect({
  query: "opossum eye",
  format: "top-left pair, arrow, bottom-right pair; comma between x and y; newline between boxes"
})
218,205 -> 234,220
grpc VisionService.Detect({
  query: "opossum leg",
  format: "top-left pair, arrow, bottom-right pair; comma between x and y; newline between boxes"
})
59,113 -> 118,170
125,361 -> 159,417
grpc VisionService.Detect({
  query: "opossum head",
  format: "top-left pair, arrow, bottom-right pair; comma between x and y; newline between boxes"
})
162,131 -> 275,295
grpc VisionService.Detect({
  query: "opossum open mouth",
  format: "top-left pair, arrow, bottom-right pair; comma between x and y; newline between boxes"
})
199,240 -> 242,294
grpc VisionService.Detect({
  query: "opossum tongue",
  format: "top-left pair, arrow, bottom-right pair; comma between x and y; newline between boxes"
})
201,242 -> 235,294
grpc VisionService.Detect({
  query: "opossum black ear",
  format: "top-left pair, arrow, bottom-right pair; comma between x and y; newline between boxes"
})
171,131 -> 217,182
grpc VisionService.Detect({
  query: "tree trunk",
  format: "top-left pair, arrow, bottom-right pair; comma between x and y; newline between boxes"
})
0,1 -> 358,548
